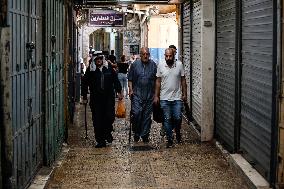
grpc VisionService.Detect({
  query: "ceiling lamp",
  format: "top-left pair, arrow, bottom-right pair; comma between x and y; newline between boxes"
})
168,0 -> 184,4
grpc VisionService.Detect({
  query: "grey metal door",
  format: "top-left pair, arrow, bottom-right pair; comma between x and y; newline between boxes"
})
44,0 -> 65,165
183,2 -> 191,105
8,0 -> 43,188
215,0 -> 236,152
191,0 -> 202,125
240,0 -> 274,180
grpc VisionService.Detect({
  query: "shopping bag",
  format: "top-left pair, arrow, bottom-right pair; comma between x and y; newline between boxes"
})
153,103 -> 163,123
116,100 -> 126,118
184,102 -> 193,122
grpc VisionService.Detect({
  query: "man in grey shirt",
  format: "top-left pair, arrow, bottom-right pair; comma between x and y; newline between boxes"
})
128,47 -> 157,143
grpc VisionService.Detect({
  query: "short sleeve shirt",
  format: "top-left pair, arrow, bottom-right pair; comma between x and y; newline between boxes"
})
156,60 -> 184,101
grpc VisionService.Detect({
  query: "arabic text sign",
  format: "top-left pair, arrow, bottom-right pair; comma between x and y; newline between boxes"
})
89,13 -> 124,26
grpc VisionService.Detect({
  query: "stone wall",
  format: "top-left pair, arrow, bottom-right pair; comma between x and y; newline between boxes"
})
123,14 -> 141,59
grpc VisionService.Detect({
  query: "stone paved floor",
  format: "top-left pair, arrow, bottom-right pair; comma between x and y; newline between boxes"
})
46,99 -> 249,189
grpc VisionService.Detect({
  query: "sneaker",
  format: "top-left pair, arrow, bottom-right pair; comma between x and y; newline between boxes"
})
160,127 -> 166,137
95,142 -> 106,148
166,140 -> 173,148
175,128 -> 182,143
134,136 -> 140,142
176,134 -> 182,143
142,136 -> 149,143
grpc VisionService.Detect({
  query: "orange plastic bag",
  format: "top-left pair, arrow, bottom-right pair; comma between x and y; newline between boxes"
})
116,100 -> 126,118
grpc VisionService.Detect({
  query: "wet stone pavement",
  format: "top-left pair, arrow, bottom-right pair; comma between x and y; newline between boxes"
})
46,99 -> 249,189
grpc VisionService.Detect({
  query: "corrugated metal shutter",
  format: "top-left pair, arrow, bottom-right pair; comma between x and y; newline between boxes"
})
44,0 -> 65,165
8,0 -> 43,188
183,2 -> 191,102
215,1 -> 236,152
240,0 -> 273,180
191,0 -> 202,125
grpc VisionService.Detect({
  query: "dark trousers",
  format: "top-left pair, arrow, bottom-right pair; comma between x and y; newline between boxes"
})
91,109 -> 113,144
131,97 -> 153,138
91,96 -> 115,144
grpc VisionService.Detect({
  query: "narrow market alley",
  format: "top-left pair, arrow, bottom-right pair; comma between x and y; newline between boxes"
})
44,100 -> 249,189
1,0 -> 283,188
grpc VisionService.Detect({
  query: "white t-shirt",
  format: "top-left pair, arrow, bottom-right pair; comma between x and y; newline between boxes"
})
156,60 -> 184,101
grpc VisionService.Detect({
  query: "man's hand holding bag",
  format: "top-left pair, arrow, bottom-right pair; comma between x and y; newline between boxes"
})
116,100 -> 126,118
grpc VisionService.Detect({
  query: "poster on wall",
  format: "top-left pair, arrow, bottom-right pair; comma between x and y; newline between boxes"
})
89,10 -> 124,27
130,45 -> 139,55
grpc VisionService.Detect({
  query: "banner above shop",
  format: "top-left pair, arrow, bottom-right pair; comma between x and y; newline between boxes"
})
89,10 -> 124,27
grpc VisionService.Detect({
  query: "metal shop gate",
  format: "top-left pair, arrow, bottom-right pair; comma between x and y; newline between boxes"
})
215,1 -> 236,152
191,0 -> 202,126
240,0 -> 276,181
8,0 -> 43,188
214,0 -> 278,183
182,2 -> 191,108
43,0 -> 65,165
68,5 -> 76,125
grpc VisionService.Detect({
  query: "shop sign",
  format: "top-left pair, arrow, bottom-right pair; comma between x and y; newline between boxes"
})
89,11 -> 124,26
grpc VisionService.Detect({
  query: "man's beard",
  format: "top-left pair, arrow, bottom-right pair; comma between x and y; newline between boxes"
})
142,60 -> 148,64
166,59 -> 174,66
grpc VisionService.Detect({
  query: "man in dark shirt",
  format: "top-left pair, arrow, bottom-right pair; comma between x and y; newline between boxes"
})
82,52 -> 123,148
108,50 -> 117,69
128,48 -> 157,143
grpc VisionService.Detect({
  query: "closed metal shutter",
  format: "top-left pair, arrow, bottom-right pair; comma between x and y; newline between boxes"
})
240,0 -> 273,180
8,0 -> 43,188
215,1 -> 236,151
183,2 -> 191,102
44,0 -> 65,165
191,0 -> 202,125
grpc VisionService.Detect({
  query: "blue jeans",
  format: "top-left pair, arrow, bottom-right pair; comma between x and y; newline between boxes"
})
160,100 -> 183,141
118,73 -> 128,97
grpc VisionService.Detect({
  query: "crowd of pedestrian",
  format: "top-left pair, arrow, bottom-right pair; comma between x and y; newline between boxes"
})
81,45 -> 187,148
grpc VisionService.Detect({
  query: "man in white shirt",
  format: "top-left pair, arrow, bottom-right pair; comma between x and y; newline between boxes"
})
154,48 -> 187,148
168,45 -> 184,140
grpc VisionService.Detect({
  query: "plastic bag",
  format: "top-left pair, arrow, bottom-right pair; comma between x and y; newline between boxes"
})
116,100 -> 126,118
153,103 -> 163,123
184,102 -> 193,122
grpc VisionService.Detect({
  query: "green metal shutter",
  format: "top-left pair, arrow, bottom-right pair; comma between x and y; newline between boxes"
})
44,0 -> 65,166
8,0 -> 43,188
